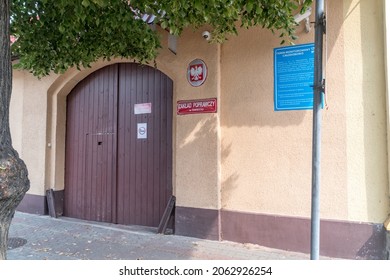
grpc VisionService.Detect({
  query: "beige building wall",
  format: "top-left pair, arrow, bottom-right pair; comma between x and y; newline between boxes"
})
220,0 -> 389,223
170,28 -> 221,210
10,0 -> 389,228
220,17 -> 320,219
11,70 -> 56,196
343,0 -> 389,222
9,0 -> 389,259
11,26 -> 222,210
10,70 -> 24,154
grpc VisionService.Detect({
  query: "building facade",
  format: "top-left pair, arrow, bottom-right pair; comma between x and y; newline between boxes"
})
11,0 -> 390,259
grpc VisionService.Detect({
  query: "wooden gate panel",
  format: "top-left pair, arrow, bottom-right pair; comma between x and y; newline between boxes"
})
152,72 -> 174,224
83,133 -> 116,222
64,64 -> 118,222
65,63 -> 172,227
116,64 -> 173,226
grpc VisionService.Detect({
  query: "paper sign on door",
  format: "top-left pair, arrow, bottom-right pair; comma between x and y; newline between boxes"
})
134,103 -> 152,114
137,123 -> 147,139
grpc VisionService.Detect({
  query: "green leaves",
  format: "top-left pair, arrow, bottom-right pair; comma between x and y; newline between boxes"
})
10,0 -> 313,77
246,2 -> 254,13
133,0 -> 313,43
11,0 -> 161,77
81,0 -> 90,7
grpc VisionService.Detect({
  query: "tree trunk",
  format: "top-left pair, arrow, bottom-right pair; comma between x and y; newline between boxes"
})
0,0 -> 30,260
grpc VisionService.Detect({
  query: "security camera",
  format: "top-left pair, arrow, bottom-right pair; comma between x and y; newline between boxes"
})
294,7 -> 312,33
202,31 -> 211,41
294,7 -> 312,24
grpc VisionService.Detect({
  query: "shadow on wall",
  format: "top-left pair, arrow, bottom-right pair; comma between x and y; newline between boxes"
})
220,140 -> 239,204
218,23 -> 318,214
175,115 -> 229,240
177,114 -> 240,207
179,117 -> 217,150
175,1 -> 389,258
219,0 -> 351,130
359,0 -> 389,221
220,26 -> 309,129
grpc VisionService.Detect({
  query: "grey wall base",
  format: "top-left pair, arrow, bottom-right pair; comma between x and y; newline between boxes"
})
16,191 -> 64,216
386,230 -> 390,260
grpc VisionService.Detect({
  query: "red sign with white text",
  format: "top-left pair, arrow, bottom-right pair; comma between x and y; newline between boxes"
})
177,98 -> 217,115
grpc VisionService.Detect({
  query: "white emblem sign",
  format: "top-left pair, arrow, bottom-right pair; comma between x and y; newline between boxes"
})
137,123 -> 147,139
187,59 -> 207,87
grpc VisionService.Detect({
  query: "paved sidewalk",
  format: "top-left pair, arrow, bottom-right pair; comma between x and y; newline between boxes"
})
7,211 -> 318,260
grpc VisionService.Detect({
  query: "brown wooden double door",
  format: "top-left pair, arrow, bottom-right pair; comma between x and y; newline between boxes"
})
64,63 -> 173,227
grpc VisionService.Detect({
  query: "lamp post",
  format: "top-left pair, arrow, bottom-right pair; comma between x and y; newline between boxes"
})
311,0 -> 326,260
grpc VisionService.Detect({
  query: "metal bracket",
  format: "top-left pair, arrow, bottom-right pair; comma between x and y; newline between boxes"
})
320,79 -> 326,93
312,79 -> 326,93
46,189 -> 58,218
314,13 -> 326,34
157,195 -> 176,234
321,13 -> 326,34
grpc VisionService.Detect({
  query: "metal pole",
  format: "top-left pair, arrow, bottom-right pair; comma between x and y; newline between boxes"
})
311,0 -> 325,260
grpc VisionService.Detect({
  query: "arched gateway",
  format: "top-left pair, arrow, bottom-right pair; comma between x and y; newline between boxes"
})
64,63 -> 173,227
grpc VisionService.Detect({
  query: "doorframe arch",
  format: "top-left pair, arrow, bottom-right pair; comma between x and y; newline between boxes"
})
45,58 -> 177,209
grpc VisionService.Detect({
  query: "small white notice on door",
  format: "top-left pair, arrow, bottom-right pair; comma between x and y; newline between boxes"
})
137,123 -> 147,139
134,103 -> 152,114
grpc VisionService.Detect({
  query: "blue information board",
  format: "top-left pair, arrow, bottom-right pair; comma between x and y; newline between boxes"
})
274,43 -> 315,111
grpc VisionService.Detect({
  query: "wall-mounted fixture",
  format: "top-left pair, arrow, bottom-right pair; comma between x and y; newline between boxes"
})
202,31 -> 211,41
294,7 -> 312,33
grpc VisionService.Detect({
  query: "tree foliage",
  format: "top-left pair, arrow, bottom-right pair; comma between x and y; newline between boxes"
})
132,0 -> 312,41
11,0 -> 312,77
11,0 -> 160,77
